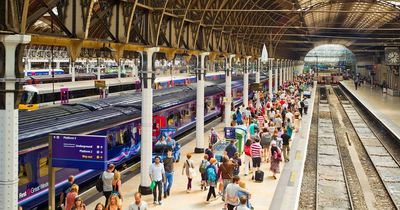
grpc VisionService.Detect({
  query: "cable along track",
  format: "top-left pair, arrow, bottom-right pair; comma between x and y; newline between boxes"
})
341,101 -> 400,209
316,99 -> 353,209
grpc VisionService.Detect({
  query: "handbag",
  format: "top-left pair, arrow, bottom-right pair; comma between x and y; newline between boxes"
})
150,180 -> 156,190
187,160 -> 196,178
95,173 -> 103,192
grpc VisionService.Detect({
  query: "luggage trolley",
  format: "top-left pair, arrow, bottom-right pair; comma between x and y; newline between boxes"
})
213,127 -> 247,162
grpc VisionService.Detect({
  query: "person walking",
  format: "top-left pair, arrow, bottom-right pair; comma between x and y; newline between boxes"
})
303,98 -> 309,115
163,149 -> 174,198
59,175 -> 75,208
243,139 -> 253,176
235,196 -> 251,210
199,154 -> 210,191
149,156 -> 165,205
218,156 -> 237,201
205,158 -> 218,203
259,128 -> 271,162
250,139 -> 263,178
105,194 -> 122,210
270,141 -> 282,179
281,129 -> 292,162
95,203 -> 105,210
225,140 -> 237,159
232,152 -> 242,176
102,164 -> 115,207
65,184 -> 79,210
71,197 -> 86,210
128,192 -> 148,210
225,176 -> 251,210
112,171 -> 123,201
182,153 -> 195,193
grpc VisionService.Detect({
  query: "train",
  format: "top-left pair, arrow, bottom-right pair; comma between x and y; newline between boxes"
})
18,75 -> 268,209
19,73 -> 228,111
25,69 -> 65,77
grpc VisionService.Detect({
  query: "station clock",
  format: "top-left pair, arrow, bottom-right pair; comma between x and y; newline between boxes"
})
385,47 -> 400,66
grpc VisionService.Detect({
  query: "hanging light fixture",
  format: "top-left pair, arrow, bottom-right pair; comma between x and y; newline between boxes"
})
261,44 -> 268,64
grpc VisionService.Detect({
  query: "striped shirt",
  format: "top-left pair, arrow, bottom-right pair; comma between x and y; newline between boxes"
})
250,143 -> 262,158
257,116 -> 264,126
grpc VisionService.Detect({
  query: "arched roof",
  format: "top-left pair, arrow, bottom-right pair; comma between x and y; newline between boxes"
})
2,0 -> 400,59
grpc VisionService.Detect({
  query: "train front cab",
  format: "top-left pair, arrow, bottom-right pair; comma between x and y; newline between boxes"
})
19,85 -> 40,111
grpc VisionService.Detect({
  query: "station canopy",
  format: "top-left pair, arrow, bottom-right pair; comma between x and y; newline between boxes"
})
12,0 -> 400,60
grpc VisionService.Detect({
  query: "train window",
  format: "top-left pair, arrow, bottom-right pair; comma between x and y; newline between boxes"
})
18,157 -> 60,186
20,91 -> 37,104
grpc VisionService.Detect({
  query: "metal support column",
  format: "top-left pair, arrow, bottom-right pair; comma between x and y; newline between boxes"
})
0,34 -> 31,210
243,56 -> 251,107
117,60 -> 121,79
195,52 -> 209,153
256,58 -> 261,83
139,47 -> 159,195
225,55 -> 235,127
97,58 -> 101,80
269,58 -> 273,98
71,60 -> 76,82
279,59 -> 283,87
275,59 -> 279,92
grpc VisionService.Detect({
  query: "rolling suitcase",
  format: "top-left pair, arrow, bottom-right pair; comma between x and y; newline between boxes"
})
254,170 -> 264,182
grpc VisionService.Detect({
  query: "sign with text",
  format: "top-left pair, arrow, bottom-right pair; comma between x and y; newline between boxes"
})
224,127 -> 236,139
51,134 -> 108,170
250,83 -> 263,91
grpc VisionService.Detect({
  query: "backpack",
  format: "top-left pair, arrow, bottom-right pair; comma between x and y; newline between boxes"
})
95,173 -> 103,192
210,132 -> 217,145
199,160 -> 208,174
207,166 -> 217,182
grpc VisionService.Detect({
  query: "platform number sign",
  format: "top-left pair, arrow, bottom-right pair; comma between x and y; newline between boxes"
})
385,47 -> 400,66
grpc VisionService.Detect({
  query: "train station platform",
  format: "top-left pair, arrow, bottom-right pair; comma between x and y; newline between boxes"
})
269,82 -> 317,210
340,80 -> 400,139
83,85 -> 316,210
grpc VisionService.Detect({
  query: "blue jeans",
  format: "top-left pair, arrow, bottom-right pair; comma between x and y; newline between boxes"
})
164,172 -> 173,194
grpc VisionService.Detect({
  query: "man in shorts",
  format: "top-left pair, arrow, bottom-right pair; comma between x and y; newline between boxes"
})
250,139 -> 263,180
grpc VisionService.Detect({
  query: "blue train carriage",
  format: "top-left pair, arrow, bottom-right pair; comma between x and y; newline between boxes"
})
18,108 -> 143,209
17,80 -> 247,209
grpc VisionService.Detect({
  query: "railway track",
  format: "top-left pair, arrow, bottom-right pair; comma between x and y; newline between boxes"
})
334,86 -> 400,209
316,86 -> 353,209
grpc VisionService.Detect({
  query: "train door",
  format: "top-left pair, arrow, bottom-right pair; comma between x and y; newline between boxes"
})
153,116 -> 166,138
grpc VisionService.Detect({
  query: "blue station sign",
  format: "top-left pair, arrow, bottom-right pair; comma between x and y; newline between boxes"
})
51,134 -> 108,170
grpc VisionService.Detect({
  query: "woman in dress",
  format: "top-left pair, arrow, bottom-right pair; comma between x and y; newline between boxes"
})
269,141 -> 282,179
112,171 -> 123,201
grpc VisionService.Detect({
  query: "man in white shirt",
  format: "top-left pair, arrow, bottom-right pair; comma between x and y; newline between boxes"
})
225,176 -> 251,210
149,156 -> 165,205
129,192 -> 148,210
102,164 -> 115,207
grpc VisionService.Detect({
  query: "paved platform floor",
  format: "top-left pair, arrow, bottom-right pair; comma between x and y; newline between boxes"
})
86,121 -> 285,210
341,80 -> 400,138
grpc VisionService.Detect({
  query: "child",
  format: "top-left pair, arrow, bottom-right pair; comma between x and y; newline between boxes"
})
237,182 -> 253,210
232,152 -> 242,176
199,155 -> 210,191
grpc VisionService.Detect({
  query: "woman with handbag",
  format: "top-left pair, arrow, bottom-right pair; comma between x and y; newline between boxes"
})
269,141 -> 282,179
182,153 -> 196,193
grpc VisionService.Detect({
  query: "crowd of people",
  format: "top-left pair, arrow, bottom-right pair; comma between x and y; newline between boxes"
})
52,75 -> 311,210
